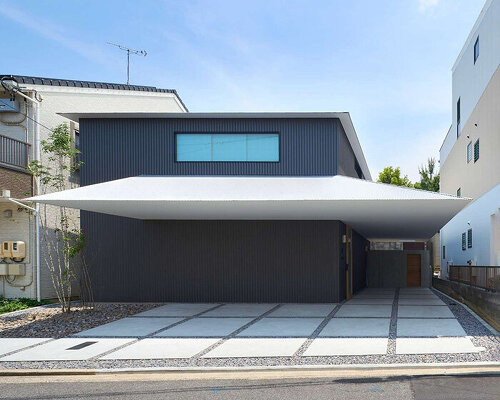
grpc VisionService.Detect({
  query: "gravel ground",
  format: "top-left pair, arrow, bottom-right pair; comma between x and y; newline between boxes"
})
0,303 -> 158,339
0,289 -> 498,370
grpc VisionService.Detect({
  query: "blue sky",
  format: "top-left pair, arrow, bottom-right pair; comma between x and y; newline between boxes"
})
0,0 -> 485,180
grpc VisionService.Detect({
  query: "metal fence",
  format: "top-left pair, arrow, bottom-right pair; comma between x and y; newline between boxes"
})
449,265 -> 500,290
0,134 -> 30,168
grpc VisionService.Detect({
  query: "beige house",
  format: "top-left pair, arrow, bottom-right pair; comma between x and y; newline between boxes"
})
0,75 -> 187,300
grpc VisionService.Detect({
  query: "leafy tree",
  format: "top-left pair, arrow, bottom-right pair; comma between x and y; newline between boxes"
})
414,158 -> 440,192
377,166 -> 413,187
28,123 -> 92,313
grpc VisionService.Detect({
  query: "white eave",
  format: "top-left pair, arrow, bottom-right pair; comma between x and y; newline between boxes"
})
28,175 -> 470,240
58,111 -> 372,181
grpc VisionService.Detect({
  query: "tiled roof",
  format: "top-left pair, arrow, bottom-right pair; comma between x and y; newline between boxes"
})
0,75 -> 188,111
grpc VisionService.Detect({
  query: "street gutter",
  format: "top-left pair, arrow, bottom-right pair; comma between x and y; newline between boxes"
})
1,361 -> 499,380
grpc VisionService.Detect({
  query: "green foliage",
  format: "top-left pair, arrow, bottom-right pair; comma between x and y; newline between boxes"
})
414,158 -> 440,192
27,123 -> 81,190
26,123 -> 86,314
377,166 -> 413,187
0,297 -> 51,315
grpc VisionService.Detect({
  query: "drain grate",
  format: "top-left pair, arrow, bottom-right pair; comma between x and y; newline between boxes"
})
66,341 -> 98,350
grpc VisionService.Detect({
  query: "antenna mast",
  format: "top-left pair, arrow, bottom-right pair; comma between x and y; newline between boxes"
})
107,42 -> 147,85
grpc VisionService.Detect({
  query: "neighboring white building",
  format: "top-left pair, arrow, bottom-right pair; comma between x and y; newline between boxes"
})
439,0 -> 500,275
0,75 -> 187,299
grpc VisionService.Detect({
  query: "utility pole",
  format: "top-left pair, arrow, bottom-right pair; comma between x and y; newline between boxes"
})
107,42 -> 147,85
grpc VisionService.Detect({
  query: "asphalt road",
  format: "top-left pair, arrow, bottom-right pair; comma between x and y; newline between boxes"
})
0,374 -> 499,399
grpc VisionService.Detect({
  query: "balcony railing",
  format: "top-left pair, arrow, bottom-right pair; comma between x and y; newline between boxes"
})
449,265 -> 500,291
0,134 -> 30,169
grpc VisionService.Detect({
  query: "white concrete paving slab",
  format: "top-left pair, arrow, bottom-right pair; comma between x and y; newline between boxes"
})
155,318 -> 252,337
398,298 -> 445,306
352,293 -> 395,299
202,304 -> 277,317
74,317 -> 182,337
237,317 -> 323,337
398,306 -> 455,318
134,303 -> 219,317
267,304 -> 336,317
345,298 -> 394,305
203,338 -> 305,358
1,338 -> 134,361
0,338 -> 51,357
396,337 -> 485,354
304,338 -> 388,356
319,318 -> 391,337
335,304 -> 393,318
398,294 -> 438,299
397,318 -> 467,337
101,338 -> 219,359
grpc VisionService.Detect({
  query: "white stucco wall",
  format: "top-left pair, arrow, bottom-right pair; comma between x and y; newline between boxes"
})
440,0 -> 500,164
441,182 -> 500,278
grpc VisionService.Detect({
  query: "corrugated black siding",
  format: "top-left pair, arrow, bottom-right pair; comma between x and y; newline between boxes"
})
80,118 -> 341,184
82,216 -> 343,303
79,117 -> 368,302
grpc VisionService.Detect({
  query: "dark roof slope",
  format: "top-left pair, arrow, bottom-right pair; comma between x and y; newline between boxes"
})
0,74 -> 188,111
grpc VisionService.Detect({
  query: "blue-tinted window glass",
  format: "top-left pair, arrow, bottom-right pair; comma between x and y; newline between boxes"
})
212,134 -> 246,161
247,134 -> 279,161
176,134 -> 211,161
176,133 -> 279,162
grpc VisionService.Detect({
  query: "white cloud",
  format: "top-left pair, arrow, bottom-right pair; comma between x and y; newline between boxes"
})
0,6 -> 111,66
418,0 -> 441,12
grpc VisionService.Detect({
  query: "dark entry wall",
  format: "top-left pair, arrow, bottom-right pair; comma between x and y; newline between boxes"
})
366,250 -> 431,288
82,216 -> 357,303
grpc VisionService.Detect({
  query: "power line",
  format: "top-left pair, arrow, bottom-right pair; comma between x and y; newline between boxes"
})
0,99 -> 55,135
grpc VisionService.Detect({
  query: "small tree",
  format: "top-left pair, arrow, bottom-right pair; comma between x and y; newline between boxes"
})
414,158 -> 440,192
28,123 -> 87,313
377,166 -> 413,187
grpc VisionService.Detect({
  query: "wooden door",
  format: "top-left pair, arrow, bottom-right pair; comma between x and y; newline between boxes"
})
406,254 -> 421,287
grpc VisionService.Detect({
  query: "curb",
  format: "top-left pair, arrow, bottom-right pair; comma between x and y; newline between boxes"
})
1,361 -> 500,378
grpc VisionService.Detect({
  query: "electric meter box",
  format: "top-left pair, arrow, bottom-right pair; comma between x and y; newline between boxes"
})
1,241 -> 26,261
0,98 -> 20,113
0,264 -> 8,275
0,264 -> 26,276
8,264 -> 26,276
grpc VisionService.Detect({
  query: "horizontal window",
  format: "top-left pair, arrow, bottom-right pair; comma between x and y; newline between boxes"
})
176,133 -> 279,162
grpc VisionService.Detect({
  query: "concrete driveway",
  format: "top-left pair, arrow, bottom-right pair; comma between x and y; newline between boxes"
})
0,288 -> 486,361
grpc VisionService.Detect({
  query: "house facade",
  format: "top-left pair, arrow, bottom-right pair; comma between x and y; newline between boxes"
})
31,112 -> 469,303
439,0 -> 500,273
0,75 -> 186,300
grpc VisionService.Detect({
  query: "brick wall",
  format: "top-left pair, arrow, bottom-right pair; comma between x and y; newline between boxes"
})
0,166 -> 32,198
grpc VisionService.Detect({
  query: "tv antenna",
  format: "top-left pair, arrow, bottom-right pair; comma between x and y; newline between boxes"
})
107,42 -> 147,85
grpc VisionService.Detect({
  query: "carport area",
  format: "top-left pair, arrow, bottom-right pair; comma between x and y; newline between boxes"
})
0,288 -> 488,363
26,175 -> 472,303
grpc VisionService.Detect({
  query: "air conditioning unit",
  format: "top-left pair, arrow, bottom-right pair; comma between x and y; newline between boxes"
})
1,241 -> 26,262
0,98 -> 20,113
